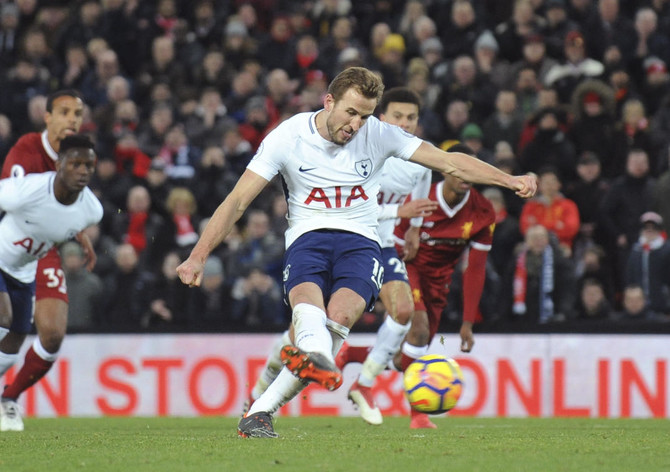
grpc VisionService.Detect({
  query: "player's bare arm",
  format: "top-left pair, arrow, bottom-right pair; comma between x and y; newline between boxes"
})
397,198 -> 437,218
409,141 -> 538,198
177,169 -> 269,287
75,230 -> 97,272
402,225 -> 421,261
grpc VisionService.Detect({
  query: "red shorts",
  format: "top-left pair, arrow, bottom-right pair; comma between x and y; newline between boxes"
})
406,263 -> 450,341
35,247 -> 68,303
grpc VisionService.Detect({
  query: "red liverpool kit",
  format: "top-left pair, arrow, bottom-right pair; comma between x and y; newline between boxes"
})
395,183 -> 495,339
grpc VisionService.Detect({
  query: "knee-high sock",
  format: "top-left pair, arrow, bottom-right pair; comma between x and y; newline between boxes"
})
358,315 -> 410,387
326,318 -> 349,358
399,342 -> 429,372
3,338 -> 57,400
250,330 -> 292,400
247,367 -> 307,415
247,319 -> 350,415
292,303 -> 333,360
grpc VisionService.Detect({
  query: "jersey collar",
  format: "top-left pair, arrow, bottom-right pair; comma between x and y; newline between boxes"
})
436,180 -> 470,218
308,111 -> 320,135
41,130 -> 58,162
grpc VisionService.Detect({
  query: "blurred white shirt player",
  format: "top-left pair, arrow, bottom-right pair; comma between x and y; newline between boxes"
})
0,134 -> 103,432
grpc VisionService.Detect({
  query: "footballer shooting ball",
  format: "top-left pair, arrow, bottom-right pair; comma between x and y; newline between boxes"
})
403,355 -> 464,414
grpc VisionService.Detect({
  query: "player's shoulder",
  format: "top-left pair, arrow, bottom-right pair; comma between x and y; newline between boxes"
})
13,132 -> 42,149
20,170 -> 53,187
3,132 -> 48,177
0,171 -> 51,195
5,132 -> 43,160
365,116 -> 395,137
272,111 -> 314,137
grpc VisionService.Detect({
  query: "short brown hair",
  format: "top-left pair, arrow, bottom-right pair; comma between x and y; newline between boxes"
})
327,66 -> 384,103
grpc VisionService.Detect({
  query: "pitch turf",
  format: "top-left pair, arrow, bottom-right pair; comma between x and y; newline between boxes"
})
1,417 -> 668,472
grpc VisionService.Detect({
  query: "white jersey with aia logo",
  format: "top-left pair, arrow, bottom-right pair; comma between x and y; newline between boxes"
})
377,157 -> 431,248
0,172 -> 103,283
247,112 -> 423,248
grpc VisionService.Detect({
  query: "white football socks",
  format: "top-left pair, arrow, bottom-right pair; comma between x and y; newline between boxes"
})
358,316 -> 410,387
401,341 -> 429,362
247,367 -> 307,415
292,303 -> 333,360
358,315 -> 410,387
326,318 -> 349,358
33,337 -> 59,362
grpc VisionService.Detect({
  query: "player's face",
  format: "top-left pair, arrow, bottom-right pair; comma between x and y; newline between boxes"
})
442,173 -> 471,197
57,148 -> 97,192
324,88 -> 377,145
45,96 -> 84,145
380,102 -> 419,135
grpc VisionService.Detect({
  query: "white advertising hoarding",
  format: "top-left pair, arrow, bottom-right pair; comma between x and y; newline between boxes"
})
8,333 -> 668,419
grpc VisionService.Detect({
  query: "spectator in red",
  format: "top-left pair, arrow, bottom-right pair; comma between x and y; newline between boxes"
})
111,185 -> 169,268
238,96 -> 271,152
114,132 -> 152,180
520,166 -> 581,254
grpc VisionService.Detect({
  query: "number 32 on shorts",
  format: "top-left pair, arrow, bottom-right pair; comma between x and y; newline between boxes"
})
43,267 -> 67,294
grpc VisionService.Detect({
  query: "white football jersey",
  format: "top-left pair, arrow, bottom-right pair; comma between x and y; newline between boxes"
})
247,112 -> 423,248
377,157 -> 431,248
0,172 -> 103,282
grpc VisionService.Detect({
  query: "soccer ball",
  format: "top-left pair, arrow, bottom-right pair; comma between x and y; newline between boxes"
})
403,355 -> 463,414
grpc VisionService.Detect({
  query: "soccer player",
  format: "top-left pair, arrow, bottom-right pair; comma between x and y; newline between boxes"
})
243,87 -> 436,424
394,143 -> 496,428
176,67 -> 536,438
0,90 -> 98,429
0,134 -> 103,431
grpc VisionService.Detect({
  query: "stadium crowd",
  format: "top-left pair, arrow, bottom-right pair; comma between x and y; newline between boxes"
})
1,0 -> 670,333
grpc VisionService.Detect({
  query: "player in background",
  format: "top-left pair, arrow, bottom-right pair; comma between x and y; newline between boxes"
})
176,67 -> 536,438
0,90 -> 98,425
243,87 -> 436,425
400,143 -> 496,428
0,134 -> 103,431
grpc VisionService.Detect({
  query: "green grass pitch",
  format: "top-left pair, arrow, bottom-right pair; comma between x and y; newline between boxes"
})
1,416 -> 668,472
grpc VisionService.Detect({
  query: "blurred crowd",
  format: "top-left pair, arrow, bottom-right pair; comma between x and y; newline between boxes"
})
1,0 -> 670,333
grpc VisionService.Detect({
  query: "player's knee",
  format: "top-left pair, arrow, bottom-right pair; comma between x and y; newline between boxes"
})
394,302 -> 414,325
39,329 -> 65,353
0,312 -> 12,328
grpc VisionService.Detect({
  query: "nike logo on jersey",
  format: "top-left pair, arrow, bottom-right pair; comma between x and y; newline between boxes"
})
299,166 -> 317,172
24,220 -> 36,224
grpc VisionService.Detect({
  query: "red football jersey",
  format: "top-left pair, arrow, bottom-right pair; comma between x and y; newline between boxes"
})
395,183 -> 495,337
394,183 -> 495,276
2,131 -> 58,178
